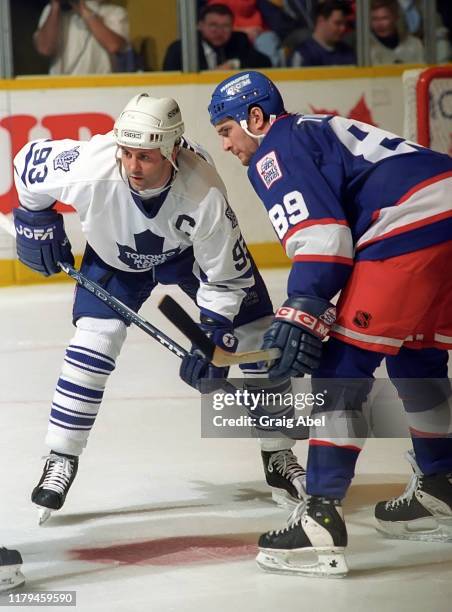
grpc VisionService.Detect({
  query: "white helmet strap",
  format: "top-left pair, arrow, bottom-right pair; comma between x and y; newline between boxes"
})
239,113 -> 276,144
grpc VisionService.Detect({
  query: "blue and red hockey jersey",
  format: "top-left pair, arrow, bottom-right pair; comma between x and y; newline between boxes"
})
248,114 -> 452,301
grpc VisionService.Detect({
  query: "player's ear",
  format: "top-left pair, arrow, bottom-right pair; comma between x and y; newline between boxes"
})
248,106 -> 266,132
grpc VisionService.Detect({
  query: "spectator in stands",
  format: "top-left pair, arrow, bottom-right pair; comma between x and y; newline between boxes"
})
163,3 -> 271,70
396,1 -> 450,63
279,0 -> 316,31
290,0 -> 356,67
398,0 -> 422,35
435,0 -> 452,63
207,0 -> 282,66
437,0 -> 452,40
34,0 -> 129,75
370,0 -> 424,64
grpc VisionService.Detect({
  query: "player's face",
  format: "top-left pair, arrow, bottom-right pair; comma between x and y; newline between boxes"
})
120,146 -> 172,191
215,119 -> 259,166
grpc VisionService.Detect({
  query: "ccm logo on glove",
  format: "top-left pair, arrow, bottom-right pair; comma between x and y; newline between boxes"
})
15,225 -> 55,240
275,305 -> 336,339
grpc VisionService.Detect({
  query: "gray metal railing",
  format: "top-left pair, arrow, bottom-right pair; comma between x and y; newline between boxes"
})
0,0 -> 13,78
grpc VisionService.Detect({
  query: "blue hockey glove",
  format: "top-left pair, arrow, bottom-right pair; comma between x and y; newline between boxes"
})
180,316 -> 238,392
13,207 -> 74,276
262,296 -> 336,379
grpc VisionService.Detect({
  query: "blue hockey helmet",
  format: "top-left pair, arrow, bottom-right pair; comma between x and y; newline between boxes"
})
208,71 -> 285,127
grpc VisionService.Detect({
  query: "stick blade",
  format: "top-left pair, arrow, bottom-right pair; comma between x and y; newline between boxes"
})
158,295 -> 215,361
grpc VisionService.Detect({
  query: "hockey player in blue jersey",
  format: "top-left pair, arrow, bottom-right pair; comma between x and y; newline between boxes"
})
207,71 -> 452,576
13,93 -> 306,524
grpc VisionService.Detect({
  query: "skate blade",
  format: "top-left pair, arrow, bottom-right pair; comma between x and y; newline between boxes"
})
0,567 -> 25,593
256,546 -> 348,578
376,517 -> 452,542
37,507 -> 52,526
271,489 -> 300,509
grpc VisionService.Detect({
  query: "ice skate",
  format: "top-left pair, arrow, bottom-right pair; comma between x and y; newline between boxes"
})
31,452 -> 78,525
261,449 -> 306,508
375,450 -> 452,542
256,495 -> 349,577
0,547 -> 25,592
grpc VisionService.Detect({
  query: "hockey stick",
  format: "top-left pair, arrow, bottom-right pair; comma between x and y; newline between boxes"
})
58,262 -> 189,360
3,212 -> 278,368
0,213 -> 187,361
158,294 -> 281,367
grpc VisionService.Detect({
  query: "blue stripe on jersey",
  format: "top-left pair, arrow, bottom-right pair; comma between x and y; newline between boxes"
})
287,261 -> 352,301
347,124 -> 367,141
348,154 -> 452,239
20,142 -> 38,187
356,218 -> 452,261
236,266 -> 254,280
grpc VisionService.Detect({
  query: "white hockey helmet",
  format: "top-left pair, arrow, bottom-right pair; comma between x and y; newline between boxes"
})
114,93 -> 185,161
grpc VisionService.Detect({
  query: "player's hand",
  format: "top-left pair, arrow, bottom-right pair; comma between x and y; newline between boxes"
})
13,207 -> 74,276
179,318 -> 238,392
262,296 -> 336,379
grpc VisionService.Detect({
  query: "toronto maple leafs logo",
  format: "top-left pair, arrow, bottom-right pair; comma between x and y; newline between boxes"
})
117,230 -> 181,271
53,146 -> 80,172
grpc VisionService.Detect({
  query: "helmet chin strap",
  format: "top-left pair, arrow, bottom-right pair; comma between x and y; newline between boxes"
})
134,180 -> 173,199
239,114 -> 276,145
132,164 -> 178,199
115,146 -> 178,198
167,155 -> 179,173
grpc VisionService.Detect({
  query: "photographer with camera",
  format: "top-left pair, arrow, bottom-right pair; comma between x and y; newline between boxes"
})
34,0 -> 130,75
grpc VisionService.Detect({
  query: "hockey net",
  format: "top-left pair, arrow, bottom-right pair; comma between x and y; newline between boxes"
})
403,66 -> 452,154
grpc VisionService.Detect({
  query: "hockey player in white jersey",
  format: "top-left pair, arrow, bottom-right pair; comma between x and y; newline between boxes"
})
13,93 -> 306,524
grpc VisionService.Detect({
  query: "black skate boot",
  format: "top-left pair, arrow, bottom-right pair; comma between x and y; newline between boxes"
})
257,496 -> 348,577
0,547 -> 25,592
32,451 -> 78,525
261,449 -> 306,507
375,450 -> 452,542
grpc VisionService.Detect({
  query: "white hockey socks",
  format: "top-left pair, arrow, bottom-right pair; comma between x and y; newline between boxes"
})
46,317 -> 127,456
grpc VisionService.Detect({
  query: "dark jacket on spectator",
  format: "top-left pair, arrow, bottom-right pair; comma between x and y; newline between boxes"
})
163,31 -> 271,70
291,37 -> 356,66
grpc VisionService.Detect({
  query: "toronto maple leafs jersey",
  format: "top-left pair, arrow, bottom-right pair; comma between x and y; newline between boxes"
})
248,113 -> 452,301
14,132 -> 254,322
